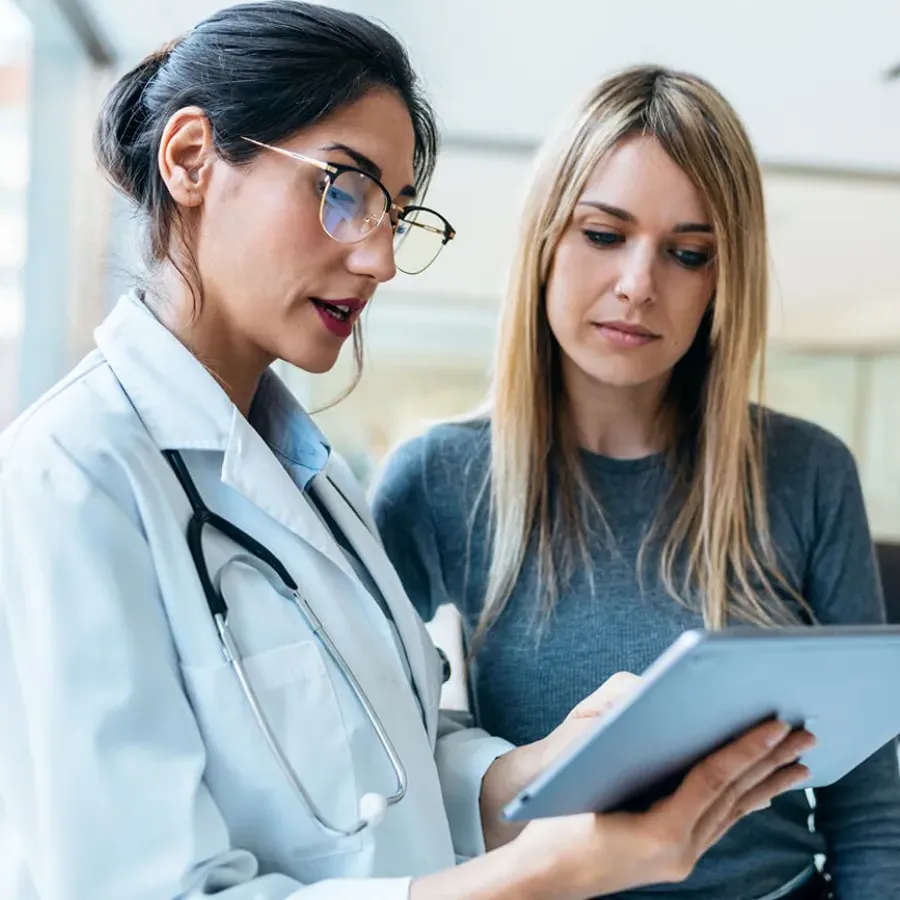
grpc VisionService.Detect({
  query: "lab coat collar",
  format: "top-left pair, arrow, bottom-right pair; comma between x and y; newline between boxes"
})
96,293 -> 339,545
95,292 -> 329,477
96,293 -> 436,736
95,293 -> 234,453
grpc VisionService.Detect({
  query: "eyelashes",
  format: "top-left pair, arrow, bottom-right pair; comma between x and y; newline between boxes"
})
581,230 -> 713,271
583,230 -> 622,248
671,248 -> 713,269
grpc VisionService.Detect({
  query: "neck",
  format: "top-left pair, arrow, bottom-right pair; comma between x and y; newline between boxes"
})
562,357 -> 672,459
153,269 -> 272,417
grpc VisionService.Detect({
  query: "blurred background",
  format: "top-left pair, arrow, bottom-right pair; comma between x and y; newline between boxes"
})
1,0 -> 899,527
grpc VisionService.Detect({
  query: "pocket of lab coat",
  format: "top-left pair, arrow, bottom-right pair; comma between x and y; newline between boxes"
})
180,639 -> 364,870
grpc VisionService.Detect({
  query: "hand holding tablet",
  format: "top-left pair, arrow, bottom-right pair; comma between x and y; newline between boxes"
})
511,718 -> 815,899
504,626 -> 900,824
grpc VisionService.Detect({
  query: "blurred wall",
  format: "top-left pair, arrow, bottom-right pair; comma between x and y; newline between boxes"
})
1,0 -> 898,547
0,45 -> 29,426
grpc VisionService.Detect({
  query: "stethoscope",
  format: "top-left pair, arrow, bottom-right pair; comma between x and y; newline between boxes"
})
163,448 -> 408,837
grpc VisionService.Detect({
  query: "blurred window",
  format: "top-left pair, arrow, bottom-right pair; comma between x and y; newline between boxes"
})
0,0 -> 31,427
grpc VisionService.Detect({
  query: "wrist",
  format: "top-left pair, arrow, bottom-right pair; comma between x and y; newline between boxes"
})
409,836 -> 576,900
505,828 -> 587,900
479,740 -> 547,850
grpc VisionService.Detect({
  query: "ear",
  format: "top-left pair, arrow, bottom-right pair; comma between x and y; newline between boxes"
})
158,107 -> 215,208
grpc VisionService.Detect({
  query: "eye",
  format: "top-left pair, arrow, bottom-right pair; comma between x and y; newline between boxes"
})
392,207 -> 412,234
671,247 -> 712,270
316,175 -> 358,211
326,184 -> 357,208
583,229 -> 623,248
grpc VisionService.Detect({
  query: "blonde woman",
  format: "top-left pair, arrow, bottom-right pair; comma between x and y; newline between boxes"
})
372,66 -> 900,900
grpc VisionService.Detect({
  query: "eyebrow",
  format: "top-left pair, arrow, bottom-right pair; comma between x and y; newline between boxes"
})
322,142 -> 417,200
578,200 -> 712,234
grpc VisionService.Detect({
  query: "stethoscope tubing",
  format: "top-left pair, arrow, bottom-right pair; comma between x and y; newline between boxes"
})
164,450 -> 408,837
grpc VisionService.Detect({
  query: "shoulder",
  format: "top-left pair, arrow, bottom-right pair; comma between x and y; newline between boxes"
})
0,352 -> 156,511
755,404 -> 857,482
372,417 -> 491,506
753,405 -> 864,552
372,419 -> 490,527
383,416 -> 491,471
419,417 -> 492,460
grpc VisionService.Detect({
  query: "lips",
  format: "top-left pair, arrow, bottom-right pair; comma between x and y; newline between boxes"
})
311,297 -> 366,339
595,321 -> 661,348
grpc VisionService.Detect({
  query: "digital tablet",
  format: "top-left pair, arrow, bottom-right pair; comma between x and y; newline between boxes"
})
502,626 -> 900,823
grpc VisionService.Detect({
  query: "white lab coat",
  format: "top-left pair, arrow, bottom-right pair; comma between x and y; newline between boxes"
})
0,294 -> 514,900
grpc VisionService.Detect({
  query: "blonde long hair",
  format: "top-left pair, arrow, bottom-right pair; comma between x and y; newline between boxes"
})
474,66 -> 807,649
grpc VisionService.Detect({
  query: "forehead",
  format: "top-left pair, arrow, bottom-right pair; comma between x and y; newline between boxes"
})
580,134 -> 709,223
283,88 -> 417,194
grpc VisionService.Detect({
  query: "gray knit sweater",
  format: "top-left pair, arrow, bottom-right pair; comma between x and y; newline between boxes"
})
371,408 -> 900,900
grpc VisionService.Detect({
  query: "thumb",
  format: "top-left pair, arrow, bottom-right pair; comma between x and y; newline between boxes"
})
568,671 -> 641,720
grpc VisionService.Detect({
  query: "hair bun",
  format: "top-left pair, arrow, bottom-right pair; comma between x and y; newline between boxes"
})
93,36 -> 185,203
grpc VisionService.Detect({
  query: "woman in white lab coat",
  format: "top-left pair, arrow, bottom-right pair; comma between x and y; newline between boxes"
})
0,3 -> 813,899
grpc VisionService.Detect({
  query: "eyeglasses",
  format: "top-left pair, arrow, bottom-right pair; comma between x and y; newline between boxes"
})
242,137 -> 456,275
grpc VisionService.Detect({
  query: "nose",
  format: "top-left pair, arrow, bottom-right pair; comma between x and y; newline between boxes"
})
344,217 -> 397,284
614,241 -> 655,307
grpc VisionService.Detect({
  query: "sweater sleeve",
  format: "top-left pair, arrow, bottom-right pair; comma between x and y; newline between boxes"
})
370,434 -> 451,624
802,434 -> 900,898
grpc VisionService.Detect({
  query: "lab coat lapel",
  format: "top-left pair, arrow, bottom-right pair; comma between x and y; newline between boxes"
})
98,294 -> 438,737
219,414 -> 359,585
311,464 -> 437,739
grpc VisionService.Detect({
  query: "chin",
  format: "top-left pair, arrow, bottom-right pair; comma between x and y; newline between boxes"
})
585,363 -> 666,390
282,346 -> 341,376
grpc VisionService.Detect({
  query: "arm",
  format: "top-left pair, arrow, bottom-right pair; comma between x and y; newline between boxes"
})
411,721 -> 815,900
802,438 -> 900,897
0,447 -> 408,900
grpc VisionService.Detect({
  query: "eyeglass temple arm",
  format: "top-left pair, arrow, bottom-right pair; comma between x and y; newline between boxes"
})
242,136 -> 454,241
394,208 -> 455,240
241,136 -> 337,176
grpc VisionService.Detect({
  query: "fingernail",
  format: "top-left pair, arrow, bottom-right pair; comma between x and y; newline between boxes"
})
765,722 -> 791,747
752,800 -> 772,812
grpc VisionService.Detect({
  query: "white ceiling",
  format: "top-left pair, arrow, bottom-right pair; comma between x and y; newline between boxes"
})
82,0 -> 900,173
70,0 -> 900,350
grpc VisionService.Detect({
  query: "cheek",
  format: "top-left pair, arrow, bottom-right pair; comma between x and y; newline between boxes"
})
545,240 -> 609,337
199,174 -> 335,288
664,282 -> 714,356
240,198 -> 322,265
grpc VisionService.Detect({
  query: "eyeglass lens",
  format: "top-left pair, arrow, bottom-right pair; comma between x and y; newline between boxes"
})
320,170 -> 447,274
